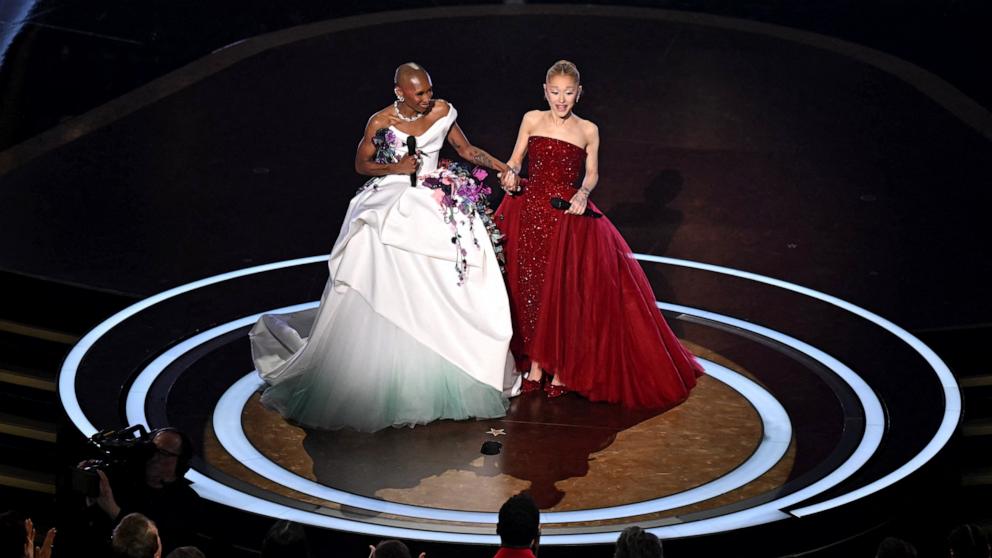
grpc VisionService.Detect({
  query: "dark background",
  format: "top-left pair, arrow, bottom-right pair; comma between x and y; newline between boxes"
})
2,0 -> 990,151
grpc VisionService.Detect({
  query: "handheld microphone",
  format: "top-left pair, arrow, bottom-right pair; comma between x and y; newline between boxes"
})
550,197 -> 603,218
406,136 -> 417,187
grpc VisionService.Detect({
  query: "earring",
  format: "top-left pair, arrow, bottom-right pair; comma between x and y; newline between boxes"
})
397,96 -> 405,102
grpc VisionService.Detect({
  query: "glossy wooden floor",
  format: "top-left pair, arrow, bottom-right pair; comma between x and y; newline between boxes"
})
16,4 -> 980,556
204,354 -> 792,517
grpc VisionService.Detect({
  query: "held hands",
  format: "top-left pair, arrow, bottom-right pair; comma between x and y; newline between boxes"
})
499,166 -> 520,192
566,190 -> 588,215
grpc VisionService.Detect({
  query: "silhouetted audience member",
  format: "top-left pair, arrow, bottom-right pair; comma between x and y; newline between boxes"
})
370,539 -> 426,558
949,524 -> 992,558
614,526 -> 663,558
165,546 -> 205,558
494,494 -> 540,558
875,536 -> 916,558
0,511 -> 55,558
0,512 -> 26,558
261,520 -> 310,558
82,428 -> 203,554
112,513 -> 161,558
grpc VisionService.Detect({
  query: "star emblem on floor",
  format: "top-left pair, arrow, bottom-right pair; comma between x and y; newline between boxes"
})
485,428 -> 506,437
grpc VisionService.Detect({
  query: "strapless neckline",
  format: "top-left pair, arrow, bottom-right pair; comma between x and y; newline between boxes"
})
529,135 -> 586,152
389,108 -> 453,139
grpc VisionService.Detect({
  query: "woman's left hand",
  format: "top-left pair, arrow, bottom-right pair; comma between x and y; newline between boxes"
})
566,191 -> 588,215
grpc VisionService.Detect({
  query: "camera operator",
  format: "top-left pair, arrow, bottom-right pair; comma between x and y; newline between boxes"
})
78,427 -> 203,554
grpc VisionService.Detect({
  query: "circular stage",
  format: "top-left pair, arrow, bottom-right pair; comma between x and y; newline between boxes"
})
58,255 -> 958,545
15,3 -> 982,554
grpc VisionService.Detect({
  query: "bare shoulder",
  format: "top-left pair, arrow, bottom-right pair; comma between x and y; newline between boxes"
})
523,109 -> 544,123
579,117 -> 599,135
579,117 -> 599,143
427,99 -> 452,121
433,98 -> 451,112
366,107 -> 393,130
520,110 -> 544,132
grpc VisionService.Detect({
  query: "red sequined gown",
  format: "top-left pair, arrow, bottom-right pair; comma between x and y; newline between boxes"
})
494,136 -> 704,408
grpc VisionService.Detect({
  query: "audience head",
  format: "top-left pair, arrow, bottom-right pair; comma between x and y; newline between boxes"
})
614,526 -> 663,558
165,546 -> 205,558
112,513 -> 162,558
949,524 -> 992,558
875,536 -> 916,558
261,520 -> 310,558
145,428 -> 193,488
0,511 -> 26,558
497,493 -> 540,548
371,539 -> 412,558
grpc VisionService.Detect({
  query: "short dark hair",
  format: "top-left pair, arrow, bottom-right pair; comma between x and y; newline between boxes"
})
949,524 -> 991,558
373,540 -> 412,558
112,513 -> 160,558
165,546 -> 206,558
875,536 -> 916,558
497,493 -> 540,547
262,520 -> 310,558
614,526 -> 663,558
0,511 -> 26,558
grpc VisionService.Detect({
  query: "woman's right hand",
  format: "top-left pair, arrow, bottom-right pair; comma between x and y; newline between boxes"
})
500,169 -> 520,192
392,154 -> 418,175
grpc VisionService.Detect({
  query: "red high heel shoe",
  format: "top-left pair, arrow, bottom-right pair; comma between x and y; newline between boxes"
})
544,378 -> 570,399
520,374 -> 544,393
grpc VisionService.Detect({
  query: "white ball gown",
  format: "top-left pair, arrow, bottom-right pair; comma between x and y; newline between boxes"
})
249,104 -> 519,432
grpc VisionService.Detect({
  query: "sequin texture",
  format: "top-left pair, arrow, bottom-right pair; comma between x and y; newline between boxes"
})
495,136 -> 585,362
493,136 -> 704,407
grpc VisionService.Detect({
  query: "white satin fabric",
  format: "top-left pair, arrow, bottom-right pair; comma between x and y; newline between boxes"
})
251,104 -> 519,431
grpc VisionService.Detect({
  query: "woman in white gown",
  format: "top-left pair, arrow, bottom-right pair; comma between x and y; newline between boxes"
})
250,63 -> 519,432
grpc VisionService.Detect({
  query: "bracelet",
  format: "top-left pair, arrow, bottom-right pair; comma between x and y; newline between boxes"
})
577,189 -> 591,197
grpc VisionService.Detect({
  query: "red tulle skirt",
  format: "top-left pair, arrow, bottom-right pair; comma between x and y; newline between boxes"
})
495,149 -> 703,408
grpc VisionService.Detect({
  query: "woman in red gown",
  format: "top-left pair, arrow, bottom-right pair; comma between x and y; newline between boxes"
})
495,60 -> 703,408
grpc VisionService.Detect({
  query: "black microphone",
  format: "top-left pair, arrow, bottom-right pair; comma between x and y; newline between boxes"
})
550,197 -> 602,218
406,136 -> 417,187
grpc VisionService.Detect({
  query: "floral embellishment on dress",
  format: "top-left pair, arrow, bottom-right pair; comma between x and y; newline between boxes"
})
358,128 -> 402,193
421,160 -> 505,285
372,128 -> 400,164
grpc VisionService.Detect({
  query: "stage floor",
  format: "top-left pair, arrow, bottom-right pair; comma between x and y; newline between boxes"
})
57,254 -> 955,545
3,3 -> 981,552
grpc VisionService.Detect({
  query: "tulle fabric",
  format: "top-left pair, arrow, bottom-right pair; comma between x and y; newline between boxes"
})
250,104 -> 517,433
495,136 -> 703,409
255,289 -> 509,432
530,210 -> 702,408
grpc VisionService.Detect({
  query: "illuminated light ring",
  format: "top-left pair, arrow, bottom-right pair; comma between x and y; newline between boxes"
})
637,254 -> 960,517
119,298 -> 870,541
119,301 -> 790,523
122,303 -> 316,426
58,255 -> 329,436
656,301 -> 883,533
56,253 -> 956,543
206,358 -> 789,523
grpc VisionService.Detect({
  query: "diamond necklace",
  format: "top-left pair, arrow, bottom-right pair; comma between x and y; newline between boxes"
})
393,100 -> 425,122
